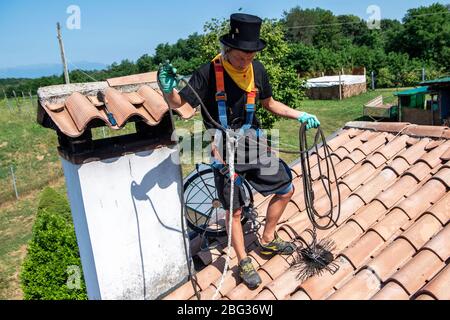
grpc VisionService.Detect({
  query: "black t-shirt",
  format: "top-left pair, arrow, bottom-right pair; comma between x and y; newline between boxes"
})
179,59 -> 273,130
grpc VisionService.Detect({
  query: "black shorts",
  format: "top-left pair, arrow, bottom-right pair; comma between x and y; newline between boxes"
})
213,158 -> 293,211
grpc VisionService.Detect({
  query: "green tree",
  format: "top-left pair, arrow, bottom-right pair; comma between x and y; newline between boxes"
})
399,3 -> 450,69
284,7 -> 343,49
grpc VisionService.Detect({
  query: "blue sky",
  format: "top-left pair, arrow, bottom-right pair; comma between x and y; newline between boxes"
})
0,0 -> 447,69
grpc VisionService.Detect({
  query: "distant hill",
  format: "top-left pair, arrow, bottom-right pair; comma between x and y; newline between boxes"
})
0,62 -> 108,79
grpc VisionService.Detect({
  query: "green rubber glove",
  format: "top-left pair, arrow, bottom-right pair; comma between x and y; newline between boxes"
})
158,60 -> 180,94
297,112 -> 320,130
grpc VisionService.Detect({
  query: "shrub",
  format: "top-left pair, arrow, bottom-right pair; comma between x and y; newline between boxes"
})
20,187 -> 87,300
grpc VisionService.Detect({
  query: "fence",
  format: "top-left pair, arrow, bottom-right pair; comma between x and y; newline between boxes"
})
0,95 -> 65,204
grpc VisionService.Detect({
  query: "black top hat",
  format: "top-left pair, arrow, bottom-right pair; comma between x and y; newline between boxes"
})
219,13 -> 266,52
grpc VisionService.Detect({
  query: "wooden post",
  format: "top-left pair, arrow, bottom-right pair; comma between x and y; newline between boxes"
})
57,22 -> 70,84
422,68 -> 426,82
339,72 -> 342,101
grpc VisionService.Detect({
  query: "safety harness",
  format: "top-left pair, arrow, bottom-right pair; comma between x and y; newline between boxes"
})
211,57 -> 260,186
213,57 -> 258,131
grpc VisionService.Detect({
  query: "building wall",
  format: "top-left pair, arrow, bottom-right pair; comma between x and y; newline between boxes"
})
62,146 -> 190,300
306,83 -> 366,100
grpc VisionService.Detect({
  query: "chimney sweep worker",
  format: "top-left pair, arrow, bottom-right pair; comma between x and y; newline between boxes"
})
159,13 -> 320,289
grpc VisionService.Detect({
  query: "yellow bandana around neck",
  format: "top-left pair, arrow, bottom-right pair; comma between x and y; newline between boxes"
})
212,53 -> 255,93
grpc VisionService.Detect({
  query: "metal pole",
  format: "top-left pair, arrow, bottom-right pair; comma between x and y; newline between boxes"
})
10,166 -> 19,200
339,71 -> 342,100
57,22 -> 70,84
422,68 -> 425,82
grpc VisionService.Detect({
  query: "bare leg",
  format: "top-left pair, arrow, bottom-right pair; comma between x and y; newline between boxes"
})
225,207 -> 247,262
261,187 -> 294,244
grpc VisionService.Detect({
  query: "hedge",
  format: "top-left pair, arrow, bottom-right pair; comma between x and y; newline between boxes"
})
20,187 -> 87,300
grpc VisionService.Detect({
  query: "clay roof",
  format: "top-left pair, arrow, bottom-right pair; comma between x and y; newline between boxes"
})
165,121 -> 450,300
36,72 -> 196,137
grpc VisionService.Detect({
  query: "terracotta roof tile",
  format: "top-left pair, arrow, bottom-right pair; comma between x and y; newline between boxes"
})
331,158 -> 359,181
299,256 -> 354,300
344,121 -> 410,133
355,132 -> 389,156
387,249 -> 444,295
403,162 -> 434,181
372,134 -> 409,160
422,224 -> 450,261
414,294 -> 435,300
326,129 -> 358,151
253,289 -> 277,300
353,168 -> 398,204
430,166 -> 450,188
365,153 -> 390,168
195,256 -> 238,290
424,192 -> 450,225
37,73 -> 196,138
375,175 -> 418,208
441,147 -> 450,161
289,289 -> 311,300
259,255 -> 292,280
334,195 -> 366,225
371,282 -> 410,300
393,138 -> 430,165
340,231 -> 385,269
365,238 -> 415,282
397,214 -> 442,251
369,208 -> 410,241
385,158 -> 411,176
164,122 -> 449,300
259,268 -> 299,300
419,141 -> 450,167
65,92 -> 113,131
415,264 -> 450,300
403,124 -> 447,139
328,221 -> 363,251
327,269 -> 381,300
340,163 -> 377,191
395,179 -> 447,219
211,268 -> 240,296
349,200 -> 388,231
344,149 -> 366,164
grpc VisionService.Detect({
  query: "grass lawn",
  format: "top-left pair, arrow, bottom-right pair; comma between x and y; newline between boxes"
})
0,87 -> 402,299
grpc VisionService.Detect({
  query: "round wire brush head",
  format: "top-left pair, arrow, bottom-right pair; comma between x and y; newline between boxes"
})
292,238 -> 339,281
